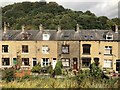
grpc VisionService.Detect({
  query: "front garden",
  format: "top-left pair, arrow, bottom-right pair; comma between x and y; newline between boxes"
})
1,61 -> 120,88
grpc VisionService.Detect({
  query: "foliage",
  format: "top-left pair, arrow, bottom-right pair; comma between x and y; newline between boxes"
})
89,63 -> 103,78
31,64 -> 41,73
2,2 -> 120,30
47,64 -> 53,74
2,67 -> 16,82
2,76 -> 119,88
54,61 -> 63,75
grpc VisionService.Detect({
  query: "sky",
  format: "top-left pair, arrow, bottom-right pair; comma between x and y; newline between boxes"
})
0,0 -> 120,19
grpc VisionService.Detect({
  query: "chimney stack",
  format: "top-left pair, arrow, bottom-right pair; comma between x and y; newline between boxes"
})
115,24 -> 118,33
3,22 -> 7,34
76,24 -> 80,32
21,25 -> 25,33
57,25 -> 61,32
39,24 -> 43,32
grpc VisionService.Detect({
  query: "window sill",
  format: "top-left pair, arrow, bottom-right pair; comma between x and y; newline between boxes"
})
104,54 -> 112,56
21,53 -> 29,54
1,66 -> 12,67
82,66 -> 90,68
82,53 -> 91,55
21,66 -> 30,67
62,53 -> 69,54
2,52 -> 9,54
103,67 -> 113,69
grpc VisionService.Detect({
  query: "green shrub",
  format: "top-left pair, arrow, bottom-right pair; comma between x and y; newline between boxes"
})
31,64 -> 41,73
47,64 -> 53,74
2,67 -> 16,82
54,61 -> 63,75
90,63 -> 103,78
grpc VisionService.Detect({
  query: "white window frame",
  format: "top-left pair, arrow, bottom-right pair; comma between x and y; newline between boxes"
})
106,35 -> 113,40
42,45 -> 49,54
2,45 -> 9,53
22,58 -> 29,66
61,58 -> 70,67
103,59 -> 112,68
2,58 -> 10,66
41,58 -> 49,67
104,46 -> 112,55
43,34 -> 50,40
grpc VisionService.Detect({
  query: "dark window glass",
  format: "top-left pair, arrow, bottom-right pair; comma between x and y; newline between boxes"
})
2,58 -> 10,65
2,45 -> 8,53
22,58 -> 29,66
22,45 -> 29,53
82,44 -> 91,54
62,45 -> 69,54
82,58 -> 91,68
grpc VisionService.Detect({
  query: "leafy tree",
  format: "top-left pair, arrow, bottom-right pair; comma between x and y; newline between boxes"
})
2,1 -> 120,30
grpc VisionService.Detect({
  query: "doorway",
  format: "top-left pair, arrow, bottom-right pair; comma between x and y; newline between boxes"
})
116,60 -> 120,71
73,58 -> 78,70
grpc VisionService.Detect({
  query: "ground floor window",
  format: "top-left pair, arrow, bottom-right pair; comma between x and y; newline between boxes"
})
33,58 -> 37,66
61,58 -> 70,67
13,58 -> 17,65
82,58 -> 91,68
103,60 -> 112,68
2,58 -> 10,66
22,58 -> 29,66
41,58 -> 49,67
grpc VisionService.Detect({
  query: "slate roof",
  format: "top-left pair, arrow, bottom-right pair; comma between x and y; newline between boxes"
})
1,29 -> 120,41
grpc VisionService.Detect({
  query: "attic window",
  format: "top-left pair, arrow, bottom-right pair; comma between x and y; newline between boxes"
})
90,35 -> 94,39
43,33 -> 50,40
64,35 -> 69,38
22,32 -> 31,40
106,35 -> 113,40
84,35 -> 88,39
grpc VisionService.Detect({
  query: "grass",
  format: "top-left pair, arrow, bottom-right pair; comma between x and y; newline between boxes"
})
1,75 -> 119,88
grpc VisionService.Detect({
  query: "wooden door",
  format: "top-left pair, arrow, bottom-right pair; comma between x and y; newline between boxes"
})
73,58 -> 78,70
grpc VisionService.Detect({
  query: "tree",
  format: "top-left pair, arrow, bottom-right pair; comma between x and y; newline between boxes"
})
54,61 -> 63,75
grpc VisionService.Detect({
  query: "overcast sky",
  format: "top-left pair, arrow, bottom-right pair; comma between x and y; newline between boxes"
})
0,0 -> 120,19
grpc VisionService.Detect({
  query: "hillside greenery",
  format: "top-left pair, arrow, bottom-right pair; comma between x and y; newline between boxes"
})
2,1 -> 120,30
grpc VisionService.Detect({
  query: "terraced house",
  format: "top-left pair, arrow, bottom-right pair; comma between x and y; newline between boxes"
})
0,24 -> 120,72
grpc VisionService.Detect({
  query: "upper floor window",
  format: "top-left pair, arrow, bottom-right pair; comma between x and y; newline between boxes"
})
43,33 -> 50,40
42,45 -> 50,54
62,45 -> 69,54
104,46 -> 112,55
22,45 -> 29,53
106,35 -> 113,40
2,58 -> 10,66
2,45 -> 8,53
82,44 -> 91,54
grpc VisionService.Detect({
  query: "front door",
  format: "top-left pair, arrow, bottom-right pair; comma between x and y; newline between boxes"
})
116,60 -> 120,71
73,58 -> 78,70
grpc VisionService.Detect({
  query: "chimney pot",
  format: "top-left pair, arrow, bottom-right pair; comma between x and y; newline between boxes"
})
22,25 -> 25,33
3,22 -> 7,34
115,24 -> 118,33
39,24 -> 43,31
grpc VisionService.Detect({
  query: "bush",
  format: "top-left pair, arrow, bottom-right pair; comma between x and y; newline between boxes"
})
54,61 -> 63,75
47,64 -> 53,74
31,64 -> 41,73
2,67 -> 16,82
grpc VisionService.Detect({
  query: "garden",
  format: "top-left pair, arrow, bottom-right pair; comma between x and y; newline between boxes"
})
1,61 -> 120,88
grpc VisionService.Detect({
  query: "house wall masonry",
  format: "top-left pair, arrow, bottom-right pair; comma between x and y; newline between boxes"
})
1,25 -> 120,72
